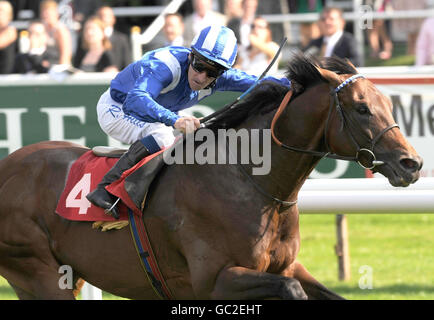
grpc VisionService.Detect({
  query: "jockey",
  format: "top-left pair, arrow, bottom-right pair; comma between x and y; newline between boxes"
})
86,25 -> 290,219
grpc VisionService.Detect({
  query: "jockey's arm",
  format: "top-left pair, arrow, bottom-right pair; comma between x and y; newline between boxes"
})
122,63 -> 181,127
124,86 -> 180,127
122,65 -> 199,134
173,116 -> 201,134
215,68 -> 291,92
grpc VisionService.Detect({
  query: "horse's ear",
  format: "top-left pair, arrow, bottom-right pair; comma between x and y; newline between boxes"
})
315,66 -> 341,86
345,58 -> 358,71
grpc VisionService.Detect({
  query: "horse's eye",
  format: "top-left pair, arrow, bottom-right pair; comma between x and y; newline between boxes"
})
357,105 -> 369,115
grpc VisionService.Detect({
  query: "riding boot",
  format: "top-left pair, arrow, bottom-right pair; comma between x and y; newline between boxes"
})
86,140 -> 151,219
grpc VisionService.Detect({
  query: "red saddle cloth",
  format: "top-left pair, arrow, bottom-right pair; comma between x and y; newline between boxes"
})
56,149 -> 164,222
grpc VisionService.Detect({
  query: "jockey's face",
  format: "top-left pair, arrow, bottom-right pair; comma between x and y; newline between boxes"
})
188,54 -> 223,91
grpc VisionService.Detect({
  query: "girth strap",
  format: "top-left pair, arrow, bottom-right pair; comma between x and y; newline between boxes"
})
128,209 -> 173,299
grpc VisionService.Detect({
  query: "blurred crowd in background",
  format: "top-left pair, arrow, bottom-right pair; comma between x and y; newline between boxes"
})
1,0 -> 434,76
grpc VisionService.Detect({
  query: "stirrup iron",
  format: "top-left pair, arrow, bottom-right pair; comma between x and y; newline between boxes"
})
104,197 -> 121,215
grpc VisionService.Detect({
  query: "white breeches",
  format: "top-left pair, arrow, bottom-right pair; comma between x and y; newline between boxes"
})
96,89 -> 175,147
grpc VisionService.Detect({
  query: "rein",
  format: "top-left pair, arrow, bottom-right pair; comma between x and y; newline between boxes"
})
245,73 -> 399,210
271,74 -> 399,170
201,73 -> 399,211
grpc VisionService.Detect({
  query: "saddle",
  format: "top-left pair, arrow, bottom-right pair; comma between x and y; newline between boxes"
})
55,146 -> 173,299
92,146 -> 127,158
55,146 -> 166,226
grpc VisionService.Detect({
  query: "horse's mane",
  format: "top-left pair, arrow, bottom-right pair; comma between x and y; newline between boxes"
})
207,52 -> 358,130
286,53 -> 358,94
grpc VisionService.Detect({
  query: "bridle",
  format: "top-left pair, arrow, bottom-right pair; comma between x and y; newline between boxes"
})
238,74 -> 399,209
210,73 -> 400,209
271,74 -> 399,170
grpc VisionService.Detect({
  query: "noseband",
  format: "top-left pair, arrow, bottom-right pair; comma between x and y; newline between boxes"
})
271,74 -> 399,170
233,74 -> 399,209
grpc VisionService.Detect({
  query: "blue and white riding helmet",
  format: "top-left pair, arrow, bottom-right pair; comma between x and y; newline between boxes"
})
190,25 -> 238,70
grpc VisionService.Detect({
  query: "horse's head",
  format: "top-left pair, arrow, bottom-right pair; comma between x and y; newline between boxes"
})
315,60 -> 422,187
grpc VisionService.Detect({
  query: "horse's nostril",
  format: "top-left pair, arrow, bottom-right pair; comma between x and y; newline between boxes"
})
400,158 -> 421,172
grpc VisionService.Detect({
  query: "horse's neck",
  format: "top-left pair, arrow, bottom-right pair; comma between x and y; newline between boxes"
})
237,84 -> 331,204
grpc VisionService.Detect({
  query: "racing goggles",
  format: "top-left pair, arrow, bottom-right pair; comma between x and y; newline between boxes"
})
190,55 -> 225,79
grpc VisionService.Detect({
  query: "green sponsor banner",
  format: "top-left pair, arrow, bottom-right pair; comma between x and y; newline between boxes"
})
0,82 -> 108,157
0,76 -> 364,178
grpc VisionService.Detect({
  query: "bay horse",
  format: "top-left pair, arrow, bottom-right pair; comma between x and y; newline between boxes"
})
0,55 -> 422,300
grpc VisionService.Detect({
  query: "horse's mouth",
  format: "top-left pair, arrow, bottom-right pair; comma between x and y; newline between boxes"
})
372,158 -> 421,187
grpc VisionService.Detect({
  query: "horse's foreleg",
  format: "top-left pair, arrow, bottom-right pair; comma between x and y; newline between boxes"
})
292,261 -> 345,300
210,266 -> 308,300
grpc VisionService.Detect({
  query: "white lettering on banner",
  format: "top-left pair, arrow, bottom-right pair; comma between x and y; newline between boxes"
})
377,84 -> 434,177
391,94 -> 434,137
0,79 -> 432,179
0,108 -> 27,153
192,84 -> 434,178
40,107 -> 86,145
181,105 -> 215,118
310,160 -> 350,179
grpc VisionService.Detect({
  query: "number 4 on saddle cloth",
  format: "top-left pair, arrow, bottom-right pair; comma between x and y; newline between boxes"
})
56,146 -> 174,299
56,146 -> 166,223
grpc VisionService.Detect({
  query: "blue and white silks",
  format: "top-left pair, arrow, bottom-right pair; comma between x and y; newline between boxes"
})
109,46 -> 291,128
